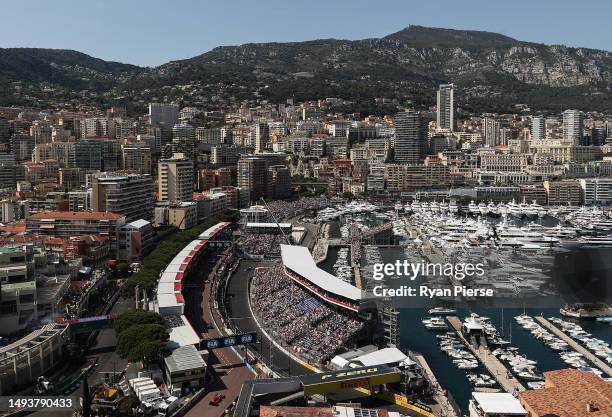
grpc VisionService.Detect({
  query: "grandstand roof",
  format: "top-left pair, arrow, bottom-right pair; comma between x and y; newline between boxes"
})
280,244 -> 362,302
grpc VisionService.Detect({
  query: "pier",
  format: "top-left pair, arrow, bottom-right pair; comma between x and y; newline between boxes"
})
447,316 -> 526,393
414,354 -> 460,417
535,316 -> 612,377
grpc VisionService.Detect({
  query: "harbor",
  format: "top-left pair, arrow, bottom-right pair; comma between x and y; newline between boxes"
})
311,201 -> 612,412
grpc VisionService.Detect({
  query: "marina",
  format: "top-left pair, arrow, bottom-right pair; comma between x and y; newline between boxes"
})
535,316 -> 612,377
446,316 -> 526,394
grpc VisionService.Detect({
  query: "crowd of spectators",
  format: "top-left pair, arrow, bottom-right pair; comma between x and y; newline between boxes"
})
237,233 -> 286,256
251,262 -> 362,366
266,196 -> 332,220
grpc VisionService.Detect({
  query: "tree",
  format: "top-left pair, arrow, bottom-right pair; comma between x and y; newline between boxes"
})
117,324 -> 168,363
114,309 -> 164,335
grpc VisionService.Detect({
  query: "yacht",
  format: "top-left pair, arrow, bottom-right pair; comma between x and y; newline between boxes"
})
478,202 -> 488,215
422,316 -> 449,330
468,201 -> 480,215
428,307 -> 457,315
440,201 -> 449,213
507,200 -> 523,218
487,201 -> 499,216
449,200 -> 459,214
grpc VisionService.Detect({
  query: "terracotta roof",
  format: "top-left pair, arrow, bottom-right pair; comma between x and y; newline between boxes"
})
29,211 -> 124,221
519,369 -> 612,417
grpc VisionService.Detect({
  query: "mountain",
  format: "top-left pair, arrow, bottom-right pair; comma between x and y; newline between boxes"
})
2,26 -> 612,113
126,25 -> 612,112
0,48 -> 142,88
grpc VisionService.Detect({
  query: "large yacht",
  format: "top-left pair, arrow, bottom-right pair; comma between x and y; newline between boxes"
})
468,201 -> 480,215
507,200 -> 522,218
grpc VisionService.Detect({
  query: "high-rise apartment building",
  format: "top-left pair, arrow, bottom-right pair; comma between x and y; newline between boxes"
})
563,110 -> 583,144
29,121 -> 52,145
149,103 -> 179,127
531,116 -> 546,141
158,153 -> 194,203
74,138 -> 120,171
195,127 -> 221,145
0,117 -> 10,146
122,144 -> 152,175
394,112 -> 426,164
237,157 -> 268,201
171,123 -> 196,157
590,127 -> 607,146
91,172 -> 154,222
483,117 -> 501,147
255,123 -> 270,153
436,83 -> 454,132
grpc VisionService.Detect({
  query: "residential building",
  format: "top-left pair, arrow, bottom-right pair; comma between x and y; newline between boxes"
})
237,157 -> 268,201
563,109 -> 583,144
531,116 -> 546,141
394,111 -> 426,163
26,211 -> 126,252
122,144 -> 152,175
149,103 -> 179,127
543,180 -> 582,205
168,202 -> 198,230
211,145 -> 239,165
255,123 -> 270,153
483,117 -> 501,147
580,178 -> 612,205
91,172 -> 154,222
158,154 -> 194,203
118,219 -> 154,261
436,83 -> 454,131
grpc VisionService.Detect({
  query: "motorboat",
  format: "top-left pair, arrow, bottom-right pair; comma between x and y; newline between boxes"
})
422,317 -> 448,330
428,307 -> 457,315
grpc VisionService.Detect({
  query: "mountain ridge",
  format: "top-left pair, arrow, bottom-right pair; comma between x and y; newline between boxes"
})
1,25 -> 611,112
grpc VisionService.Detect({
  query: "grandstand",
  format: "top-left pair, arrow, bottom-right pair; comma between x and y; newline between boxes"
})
154,222 -> 232,348
280,244 -> 363,312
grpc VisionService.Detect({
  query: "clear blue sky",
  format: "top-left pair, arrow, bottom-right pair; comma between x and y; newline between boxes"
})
1,0 -> 610,67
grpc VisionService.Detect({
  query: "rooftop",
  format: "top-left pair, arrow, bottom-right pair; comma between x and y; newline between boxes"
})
280,244 -> 362,301
29,211 -> 125,221
164,344 -> 206,374
472,392 -> 527,415
518,368 -> 612,417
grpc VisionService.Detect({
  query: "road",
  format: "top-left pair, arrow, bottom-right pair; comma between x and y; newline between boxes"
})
86,297 -> 134,385
184,255 -> 256,417
225,260 -> 313,377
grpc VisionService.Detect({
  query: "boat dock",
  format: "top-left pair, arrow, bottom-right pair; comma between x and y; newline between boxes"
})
535,316 -> 612,377
414,354 -> 460,417
447,316 -> 526,393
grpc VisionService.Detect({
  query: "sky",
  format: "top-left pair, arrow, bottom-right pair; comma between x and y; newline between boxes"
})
1,0 -> 611,67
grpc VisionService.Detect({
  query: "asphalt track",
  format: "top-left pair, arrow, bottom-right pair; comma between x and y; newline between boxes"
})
184,255 -> 255,417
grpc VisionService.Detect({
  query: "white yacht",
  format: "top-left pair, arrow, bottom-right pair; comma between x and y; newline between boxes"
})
468,201 -> 480,215
507,200 -> 523,218
440,201 -> 449,213
487,201 -> 499,216
449,200 -> 459,214
478,202 -> 488,215
428,307 -> 457,315
422,316 -> 449,330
